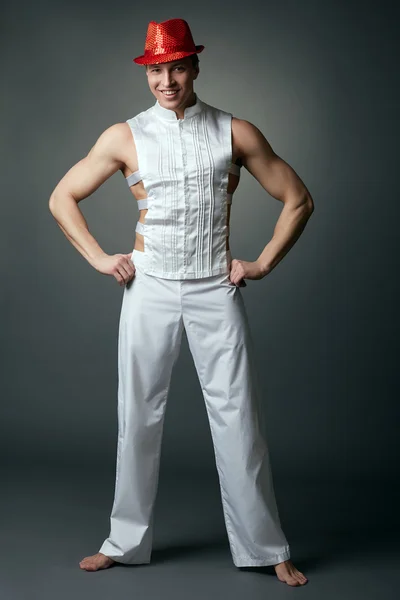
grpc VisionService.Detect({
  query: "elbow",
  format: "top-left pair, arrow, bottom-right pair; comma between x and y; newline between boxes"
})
48,194 -> 55,212
288,190 -> 314,216
304,194 -> 314,216
48,189 -> 74,217
48,193 -> 56,215
48,193 -> 60,218
49,191 -> 68,220
291,194 -> 314,219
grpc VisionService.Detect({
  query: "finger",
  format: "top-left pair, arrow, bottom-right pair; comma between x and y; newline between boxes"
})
228,268 -> 236,284
122,255 -> 136,275
129,259 -> 136,277
118,260 -> 136,282
114,270 -> 125,286
229,267 -> 241,286
118,267 -> 134,285
113,262 -> 133,285
233,274 -> 246,287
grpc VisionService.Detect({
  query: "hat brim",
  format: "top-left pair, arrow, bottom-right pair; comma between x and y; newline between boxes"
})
133,45 -> 204,65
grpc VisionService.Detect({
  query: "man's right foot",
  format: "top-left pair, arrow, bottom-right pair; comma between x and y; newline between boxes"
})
79,552 -> 115,571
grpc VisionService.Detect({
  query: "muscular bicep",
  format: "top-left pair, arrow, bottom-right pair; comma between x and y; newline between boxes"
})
236,119 -> 309,203
50,124 -> 126,203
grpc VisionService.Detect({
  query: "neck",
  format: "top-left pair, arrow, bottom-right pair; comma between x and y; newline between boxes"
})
154,91 -> 202,122
169,91 -> 196,120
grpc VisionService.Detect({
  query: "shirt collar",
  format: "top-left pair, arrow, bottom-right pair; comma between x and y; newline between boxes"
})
153,93 -> 204,122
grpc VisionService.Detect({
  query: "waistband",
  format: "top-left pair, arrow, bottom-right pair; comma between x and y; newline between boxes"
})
131,248 -> 233,278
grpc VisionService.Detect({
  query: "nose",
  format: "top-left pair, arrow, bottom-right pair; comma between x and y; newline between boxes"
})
161,71 -> 175,88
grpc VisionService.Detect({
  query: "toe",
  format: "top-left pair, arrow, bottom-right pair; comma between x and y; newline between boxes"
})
277,575 -> 299,586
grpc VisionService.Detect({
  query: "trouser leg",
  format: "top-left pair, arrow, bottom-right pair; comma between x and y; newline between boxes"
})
182,272 -> 291,567
99,262 -> 183,564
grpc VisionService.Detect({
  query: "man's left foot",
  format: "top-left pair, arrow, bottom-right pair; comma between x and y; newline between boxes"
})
274,559 -> 308,586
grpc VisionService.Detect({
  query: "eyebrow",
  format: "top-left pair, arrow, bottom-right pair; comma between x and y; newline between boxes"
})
148,62 -> 185,68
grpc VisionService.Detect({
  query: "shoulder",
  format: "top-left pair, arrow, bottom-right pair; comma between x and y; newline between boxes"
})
92,122 -> 134,152
232,117 -> 263,139
94,106 -> 153,148
231,117 -> 272,155
86,122 -> 138,169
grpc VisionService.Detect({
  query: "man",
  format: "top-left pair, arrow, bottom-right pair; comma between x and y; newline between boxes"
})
49,18 -> 312,587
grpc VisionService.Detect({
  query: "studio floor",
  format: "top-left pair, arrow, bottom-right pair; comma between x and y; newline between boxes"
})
2,465 -> 398,600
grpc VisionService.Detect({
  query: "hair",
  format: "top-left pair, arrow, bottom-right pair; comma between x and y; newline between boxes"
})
146,53 -> 199,71
189,53 -> 199,69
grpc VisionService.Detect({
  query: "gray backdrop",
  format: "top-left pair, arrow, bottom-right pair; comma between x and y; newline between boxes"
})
1,1 -> 398,598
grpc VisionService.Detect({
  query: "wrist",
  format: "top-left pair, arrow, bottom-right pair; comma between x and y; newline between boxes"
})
88,250 -> 107,267
257,259 -> 272,277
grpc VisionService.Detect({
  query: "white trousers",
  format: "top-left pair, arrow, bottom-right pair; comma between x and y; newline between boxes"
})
98,249 -> 291,567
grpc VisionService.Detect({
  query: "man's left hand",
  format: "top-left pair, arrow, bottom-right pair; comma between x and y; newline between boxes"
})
229,258 -> 266,287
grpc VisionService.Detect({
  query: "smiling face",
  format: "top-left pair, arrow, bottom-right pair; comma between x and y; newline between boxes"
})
145,55 -> 199,117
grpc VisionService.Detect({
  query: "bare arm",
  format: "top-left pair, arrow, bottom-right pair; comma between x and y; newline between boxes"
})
231,118 -> 314,282
49,123 -> 135,285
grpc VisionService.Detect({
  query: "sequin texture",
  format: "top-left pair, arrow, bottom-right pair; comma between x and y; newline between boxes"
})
133,18 -> 205,65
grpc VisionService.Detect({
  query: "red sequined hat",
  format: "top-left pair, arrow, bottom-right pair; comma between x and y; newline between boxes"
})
133,18 -> 204,65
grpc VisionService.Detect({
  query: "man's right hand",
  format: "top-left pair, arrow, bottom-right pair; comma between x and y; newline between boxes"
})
49,123 -> 138,284
92,252 -> 136,286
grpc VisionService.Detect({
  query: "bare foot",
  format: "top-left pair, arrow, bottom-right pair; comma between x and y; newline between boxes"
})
274,559 -> 308,586
79,552 -> 116,571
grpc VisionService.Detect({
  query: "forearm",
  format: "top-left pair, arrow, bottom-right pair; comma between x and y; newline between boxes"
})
49,193 -> 106,267
257,195 -> 314,275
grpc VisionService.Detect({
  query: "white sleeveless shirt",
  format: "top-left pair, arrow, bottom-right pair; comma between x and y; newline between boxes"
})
125,93 -> 241,280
